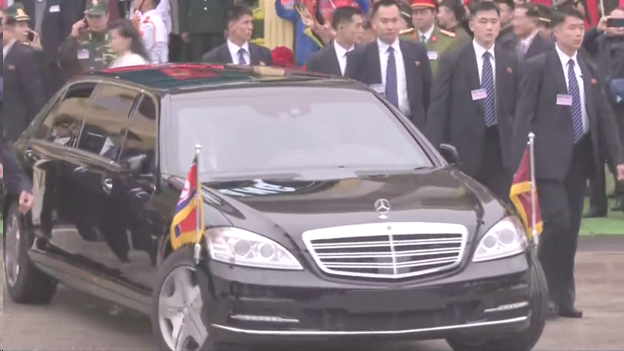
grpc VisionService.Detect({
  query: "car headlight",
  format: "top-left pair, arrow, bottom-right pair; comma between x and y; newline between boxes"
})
205,227 -> 303,270
472,216 -> 529,262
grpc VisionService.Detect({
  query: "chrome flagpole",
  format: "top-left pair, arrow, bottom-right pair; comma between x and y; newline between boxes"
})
194,144 -> 202,265
528,133 -> 539,247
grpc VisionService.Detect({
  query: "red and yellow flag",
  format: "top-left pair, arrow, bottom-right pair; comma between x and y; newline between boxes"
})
510,146 -> 543,240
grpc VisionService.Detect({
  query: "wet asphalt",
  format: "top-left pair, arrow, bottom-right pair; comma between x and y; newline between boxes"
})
2,236 -> 624,350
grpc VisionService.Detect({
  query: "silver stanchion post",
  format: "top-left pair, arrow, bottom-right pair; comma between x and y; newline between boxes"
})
528,132 -> 539,247
194,144 -> 202,265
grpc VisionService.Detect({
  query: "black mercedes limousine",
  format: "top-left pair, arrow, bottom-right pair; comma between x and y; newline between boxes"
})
3,64 -> 547,351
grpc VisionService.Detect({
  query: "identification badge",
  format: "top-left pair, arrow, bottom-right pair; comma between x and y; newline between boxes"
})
556,94 -> 573,106
77,49 -> 90,60
49,5 -> 60,12
369,84 -> 385,95
427,51 -> 438,60
471,88 -> 487,101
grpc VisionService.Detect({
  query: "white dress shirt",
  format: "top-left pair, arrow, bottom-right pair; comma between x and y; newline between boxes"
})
109,52 -> 149,68
519,30 -> 539,51
556,44 -> 589,135
140,9 -> 169,64
378,39 -> 410,116
473,40 -> 496,87
3,39 -> 16,61
228,40 -> 251,65
418,25 -> 435,42
333,42 -> 354,76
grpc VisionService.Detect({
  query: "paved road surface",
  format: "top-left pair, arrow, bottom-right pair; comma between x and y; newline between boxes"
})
2,238 -> 624,350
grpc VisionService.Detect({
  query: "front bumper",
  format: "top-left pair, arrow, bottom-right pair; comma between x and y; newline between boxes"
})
203,252 -> 532,343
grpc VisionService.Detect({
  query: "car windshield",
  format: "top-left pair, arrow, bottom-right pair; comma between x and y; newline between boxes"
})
169,87 -> 433,178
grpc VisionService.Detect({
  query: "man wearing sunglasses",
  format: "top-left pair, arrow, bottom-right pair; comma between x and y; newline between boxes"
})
58,0 -> 117,78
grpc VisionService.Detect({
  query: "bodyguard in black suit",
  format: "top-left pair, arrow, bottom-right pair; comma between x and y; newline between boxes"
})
512,7 -> 624,319
2,7 -> 46,143
306,6 -> 364,76
201,4 -> 272,66
512,4 -> 553,61
427,1 -> 518,200
17,0 -> 86,97
346,0 -> 432,130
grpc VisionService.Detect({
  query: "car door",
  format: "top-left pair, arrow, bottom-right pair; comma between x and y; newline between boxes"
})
27,82 -> 99,261
68,82 -> 141,275
112,93 -> 162,292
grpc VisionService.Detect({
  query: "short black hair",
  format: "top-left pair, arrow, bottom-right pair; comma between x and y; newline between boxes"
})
229,4 -> 254,22
439,0 -> 466,21
470,1 -> 500,17
372,0 -> 401,17
517,4 -> 540,18
331,6 -> 362,30
495,0 -> 514,10
551,6 -> 584,26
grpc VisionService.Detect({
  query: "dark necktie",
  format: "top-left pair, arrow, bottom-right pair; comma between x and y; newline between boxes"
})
238,48 -> 247,65
421,35 -> 427,43
568,59 -> 584,142
385,47 -> 399,109
482,52 -> 496,127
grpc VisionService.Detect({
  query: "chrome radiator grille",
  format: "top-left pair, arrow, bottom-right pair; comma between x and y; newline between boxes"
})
302,222 -> 468,279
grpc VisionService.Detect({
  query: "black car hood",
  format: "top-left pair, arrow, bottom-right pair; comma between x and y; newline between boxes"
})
204,168 -> 507,250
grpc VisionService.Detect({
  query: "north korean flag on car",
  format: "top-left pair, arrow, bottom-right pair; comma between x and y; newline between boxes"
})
170,156 -> 205,251
509,146 -> 543,240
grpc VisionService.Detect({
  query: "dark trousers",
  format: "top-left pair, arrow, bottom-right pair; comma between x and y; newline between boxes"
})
45,62 -> 65,100
537,136 -> 592,310
189,33 -> 226,62
169,34 -> 185,63
588,161 -> 609,212
474,127 -> 511,202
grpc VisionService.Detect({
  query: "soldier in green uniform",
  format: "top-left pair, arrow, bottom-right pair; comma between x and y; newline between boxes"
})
437,0 -> 472,45
58,0 -> 117,77
400,0 -> 460,75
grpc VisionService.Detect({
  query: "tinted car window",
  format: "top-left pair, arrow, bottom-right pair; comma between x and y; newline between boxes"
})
171,87 -> 432,177
76,84 -> 140,160
119,95 -> 158,173
39,83 -> 97,146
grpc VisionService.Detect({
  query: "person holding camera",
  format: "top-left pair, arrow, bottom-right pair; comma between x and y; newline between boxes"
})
2,3 -> 46,143
57,0 -> 117,78
583,7 -> 624,215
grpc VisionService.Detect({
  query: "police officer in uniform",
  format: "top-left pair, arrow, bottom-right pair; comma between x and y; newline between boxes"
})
400,0 -> 461,75
58,0 -> 117,77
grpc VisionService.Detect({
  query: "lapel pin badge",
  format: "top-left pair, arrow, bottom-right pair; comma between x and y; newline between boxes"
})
507,67 -> 513,74
8,65 -> 16,70
591,78 -> 597,85
414,61 -> 420,67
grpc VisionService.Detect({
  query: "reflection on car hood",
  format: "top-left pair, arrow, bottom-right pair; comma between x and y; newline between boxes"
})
203,168 -> 506,250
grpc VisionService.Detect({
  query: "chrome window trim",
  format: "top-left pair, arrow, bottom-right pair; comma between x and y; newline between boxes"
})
211,316 -> 528,336
302,222 -> 469,279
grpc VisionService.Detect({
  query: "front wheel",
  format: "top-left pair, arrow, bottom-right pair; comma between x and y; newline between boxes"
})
446,251 -> 548,351
151,247 -> 244,351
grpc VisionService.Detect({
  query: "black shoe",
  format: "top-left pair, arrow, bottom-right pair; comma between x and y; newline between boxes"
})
583,208 -> 607,218
611,197 -> 624,212
558,307 -> 583,318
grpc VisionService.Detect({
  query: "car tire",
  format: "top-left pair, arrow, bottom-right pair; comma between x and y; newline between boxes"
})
151,246 -> 245,351
446,250 -> 548,351
2,202 -> 58,304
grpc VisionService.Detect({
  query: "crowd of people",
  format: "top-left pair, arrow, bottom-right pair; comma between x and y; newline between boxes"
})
1,0 -> 624,322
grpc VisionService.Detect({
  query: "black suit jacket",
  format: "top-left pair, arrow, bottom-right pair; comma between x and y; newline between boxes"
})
18,0 -> 83,64
345,40 -> 433,129
306,43 -> 344,76
426,42 -> 519,177
523,34 -> 553,61
201,42 -> 273,66
3,131 -> 32,196
497,25 -> 516,53
3,43 -> 47,142
512,48 -> 624,181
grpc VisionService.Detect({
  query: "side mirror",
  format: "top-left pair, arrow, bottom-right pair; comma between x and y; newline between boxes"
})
440,143 -> 460,166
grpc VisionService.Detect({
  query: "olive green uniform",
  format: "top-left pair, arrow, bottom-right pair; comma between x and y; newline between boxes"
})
58,31 -> 117,75
400,26 -> 460,75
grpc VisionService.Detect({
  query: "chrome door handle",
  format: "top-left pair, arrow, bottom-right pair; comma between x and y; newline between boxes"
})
102,178 -> 113,193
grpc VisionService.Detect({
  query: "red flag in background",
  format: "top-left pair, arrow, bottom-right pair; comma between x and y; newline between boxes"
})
510,146 -> 543,240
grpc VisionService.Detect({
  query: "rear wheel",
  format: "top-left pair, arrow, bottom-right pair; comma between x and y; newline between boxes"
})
446,251 -> 548,351
3,203 -> 58,304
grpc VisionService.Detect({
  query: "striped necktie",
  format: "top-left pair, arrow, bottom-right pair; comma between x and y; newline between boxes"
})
482,52 -> 496,126
385,47 -> 399,109
567,59 -> 584,142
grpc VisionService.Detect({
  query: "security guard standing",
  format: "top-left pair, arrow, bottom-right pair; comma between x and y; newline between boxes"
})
58,0 -> 117,77
400,0 -> 460,75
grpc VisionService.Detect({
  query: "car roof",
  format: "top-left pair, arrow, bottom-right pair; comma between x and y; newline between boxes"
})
86,63 -> 364,94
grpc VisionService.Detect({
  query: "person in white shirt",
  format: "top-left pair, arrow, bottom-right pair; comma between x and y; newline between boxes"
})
511,4 -> 553,61
133,0 -> 168,64
109,19 -> 150,68
306,6 -> 364,76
